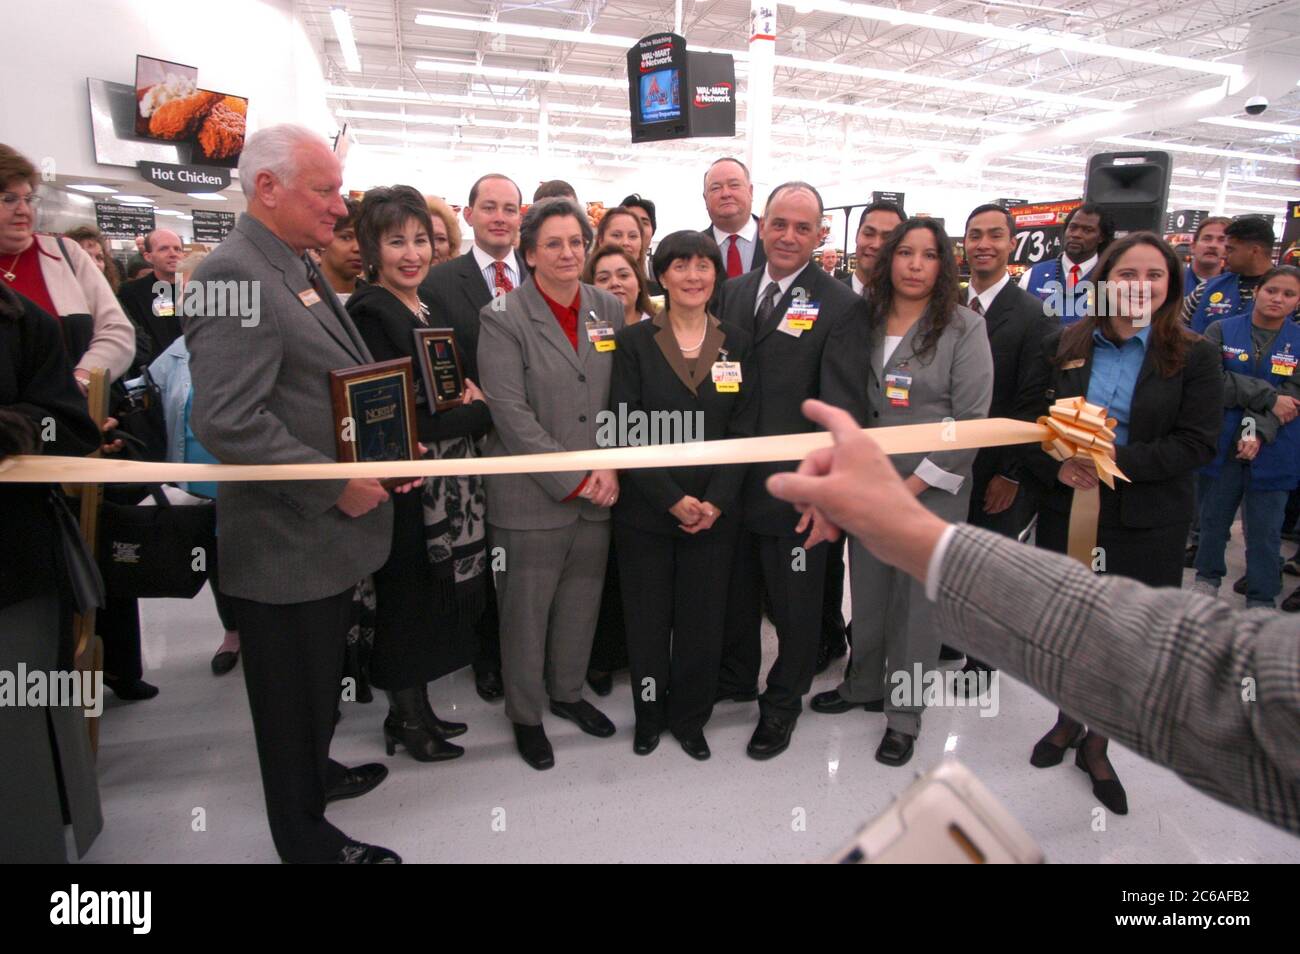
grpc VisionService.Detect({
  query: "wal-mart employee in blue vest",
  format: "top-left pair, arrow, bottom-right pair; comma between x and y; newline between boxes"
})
1194,266 -> 1300,608
1183,216 -> 1279,335
1018,202 -> 1114,325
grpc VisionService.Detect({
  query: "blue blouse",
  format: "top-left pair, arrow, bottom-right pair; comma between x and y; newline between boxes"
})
1086,325 -> 1150,446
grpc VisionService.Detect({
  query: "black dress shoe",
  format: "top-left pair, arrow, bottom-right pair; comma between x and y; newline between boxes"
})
1075,745 -> 1128,815
420,698 -> 467,739
1233,574 -> 1248,595
875,728 -> 915,767
586,669 -> 613,697
938,644 -> 965,661
210,650 -> 239,676
383,716 -> 464,762
810,689 -> 882,713
104,676 -> 159,701
746,715 -> 794,760
475,669 -> 504,702
633,725 -> 660,755
715,687 -> 759,704
325,763 -> 388,803
337,842 -> 401,864
549,699 -> 616,737
1029,724 -> 1085,768
678,732 -> 710,761
513,723 -> 554,770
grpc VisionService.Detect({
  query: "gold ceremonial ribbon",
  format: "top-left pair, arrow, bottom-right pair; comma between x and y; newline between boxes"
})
1037,396 -> 1130,566
1,418 -> 1047,484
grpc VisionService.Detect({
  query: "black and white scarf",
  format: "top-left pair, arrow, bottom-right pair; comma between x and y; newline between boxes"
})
421,434 -> 488,618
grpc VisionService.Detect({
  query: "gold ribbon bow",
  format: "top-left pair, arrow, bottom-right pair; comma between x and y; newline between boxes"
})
1037,396 -> 1129,567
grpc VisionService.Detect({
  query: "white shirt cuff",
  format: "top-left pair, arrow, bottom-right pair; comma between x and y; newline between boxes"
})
915,457 -> 965,494
924,524 -> 959,602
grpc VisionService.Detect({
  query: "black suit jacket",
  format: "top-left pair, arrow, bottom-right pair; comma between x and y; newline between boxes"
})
118,274 -> 182,372
418,249 -> 527,383
610,315 -> 758,534
717,262 -> 871,536
1022,328 -> 1221,529
346,282 -> 492,445
971,280 -> 1053,487
700,216 -> 766,275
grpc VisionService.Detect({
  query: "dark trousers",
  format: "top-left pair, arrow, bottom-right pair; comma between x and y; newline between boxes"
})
227,588 -> 355,863
615,520 -> 737,738
718,529 -> 763,695
205,547 -> 239,633
473,573 -> 502,675
820,536 -> 847,650
964,476 -> 1036,667
588,545 -> 628,674
97,596 -> 143,682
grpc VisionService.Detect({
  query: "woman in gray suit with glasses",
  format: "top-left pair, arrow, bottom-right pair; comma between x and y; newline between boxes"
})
477,198 -> 625,771
809,217 -> 993,768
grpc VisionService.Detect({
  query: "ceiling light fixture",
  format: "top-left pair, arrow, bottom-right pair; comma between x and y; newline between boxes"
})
415,59 -> 626,89
1099,136 -> 1300,166
67,183 -> 118,194
330,7 -> 362,73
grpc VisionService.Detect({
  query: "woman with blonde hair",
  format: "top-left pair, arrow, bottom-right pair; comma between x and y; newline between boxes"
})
425,195 -> 463,266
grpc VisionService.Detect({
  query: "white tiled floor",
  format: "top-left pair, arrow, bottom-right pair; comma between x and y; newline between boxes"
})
82,527 -> 1300,863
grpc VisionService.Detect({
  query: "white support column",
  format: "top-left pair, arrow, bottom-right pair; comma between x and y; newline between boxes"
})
1213,160 -> 1230,216
538,90 -> 550,162
675,0 -> 683,35
746,2 -> 777,195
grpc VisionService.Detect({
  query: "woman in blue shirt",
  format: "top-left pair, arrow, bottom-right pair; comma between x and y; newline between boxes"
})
1021,233 -> 1221,815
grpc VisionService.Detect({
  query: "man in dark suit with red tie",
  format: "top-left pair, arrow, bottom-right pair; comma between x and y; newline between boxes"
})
714,181 -> 870,760
701,157 -> 766,285
419,173 -> 528,702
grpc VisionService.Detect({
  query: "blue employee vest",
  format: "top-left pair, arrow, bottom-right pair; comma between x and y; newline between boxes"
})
1189,271 -> 1250,335
1204,314 -> 1300,492
1023,256 -> 1093,325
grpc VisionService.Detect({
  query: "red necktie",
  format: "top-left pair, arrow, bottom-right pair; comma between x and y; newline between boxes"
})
726,234 -> 743,279
493,260 -> 514,294
969,295 -> 984,315
1068,264 -> 1081,290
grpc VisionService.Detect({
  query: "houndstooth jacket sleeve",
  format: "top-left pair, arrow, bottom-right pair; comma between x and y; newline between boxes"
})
935,523 -> 1300,834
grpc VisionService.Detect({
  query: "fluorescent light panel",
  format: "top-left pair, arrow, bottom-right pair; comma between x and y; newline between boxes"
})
330,7 -> 362,73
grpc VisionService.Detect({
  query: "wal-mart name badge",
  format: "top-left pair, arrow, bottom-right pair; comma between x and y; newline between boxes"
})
784,300 -> 820,331
1271,351 -> 1297,377
1221,344 -> 1247,364
586,315 -> 616,352
712,360 -> 742,393
298,288 -> 321,308
884,369 -> 912,408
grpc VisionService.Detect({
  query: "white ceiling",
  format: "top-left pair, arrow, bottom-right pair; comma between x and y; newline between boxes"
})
304,0 -> 1299,218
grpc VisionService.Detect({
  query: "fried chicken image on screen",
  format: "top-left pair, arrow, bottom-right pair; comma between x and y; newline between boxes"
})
148,90 -> 220,140
197,97 -> 247,160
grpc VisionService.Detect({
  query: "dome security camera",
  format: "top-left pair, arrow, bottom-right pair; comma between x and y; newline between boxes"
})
1245,96 -> 1269,115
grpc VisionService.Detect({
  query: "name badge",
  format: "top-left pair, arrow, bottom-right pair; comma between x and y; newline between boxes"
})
785,301 -> 820,331
298,288 -> 321,308
1271,352 -> 1297,376
152,292 -> 174,318
712,360 -> 742,392
1221,345 -> 1246,364
586,316 -> 616,352
884,370 -> 912,408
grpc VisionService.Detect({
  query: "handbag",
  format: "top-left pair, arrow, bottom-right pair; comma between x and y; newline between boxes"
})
96,485 -> 216,599
47,489 -> 106,614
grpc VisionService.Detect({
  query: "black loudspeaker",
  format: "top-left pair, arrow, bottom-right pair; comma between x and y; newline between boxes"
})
1084,151 -> 1172,235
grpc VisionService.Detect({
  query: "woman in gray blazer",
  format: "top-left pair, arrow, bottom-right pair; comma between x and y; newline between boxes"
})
477,199 -> 625,770
810,217 -> 993,767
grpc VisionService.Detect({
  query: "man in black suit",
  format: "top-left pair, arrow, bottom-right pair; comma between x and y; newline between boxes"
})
951,204 -> 1052,673
419,173 -> 527,702
817,200 -> 905,675
715,181 -> 870,760
702,157 -> 766,282
117,227 -> 185,373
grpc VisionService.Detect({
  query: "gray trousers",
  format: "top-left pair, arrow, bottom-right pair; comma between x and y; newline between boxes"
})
493,520 -> 611,725
840,539 -> 940,736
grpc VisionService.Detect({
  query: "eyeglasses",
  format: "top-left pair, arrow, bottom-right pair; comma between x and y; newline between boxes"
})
1,192 -> 41,210
540,237 -> 587,254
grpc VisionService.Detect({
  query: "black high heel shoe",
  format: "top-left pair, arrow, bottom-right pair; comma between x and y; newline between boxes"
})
418,688 -> 467,739
384,689 -> 463,762
1076,743 -> 1128,815
1029,723 -> 1085,767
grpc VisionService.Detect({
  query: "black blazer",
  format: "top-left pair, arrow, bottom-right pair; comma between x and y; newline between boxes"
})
0,288 -> 101,613
717,262 -> 871,536
971,280 -> 1054,486
610,315 -> 758,535
1022,327 -> 1221,529
346,283 -> 492,445
418,249 -> 528,383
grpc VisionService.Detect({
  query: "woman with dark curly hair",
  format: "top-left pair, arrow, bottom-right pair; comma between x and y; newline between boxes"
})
812,217 -> 993,768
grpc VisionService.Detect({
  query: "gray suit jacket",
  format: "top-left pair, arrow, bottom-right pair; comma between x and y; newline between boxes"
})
938,523 -> 1300,834
478,281 -> 624,530
870,305 -> 994,522
182,213 -> 392,603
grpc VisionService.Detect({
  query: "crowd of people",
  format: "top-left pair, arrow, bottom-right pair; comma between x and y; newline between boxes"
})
2,124 -> 1298,863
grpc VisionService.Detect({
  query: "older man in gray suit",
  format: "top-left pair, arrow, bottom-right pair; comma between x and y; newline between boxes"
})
478,198 -> 624,770
184,125 -> 408,864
